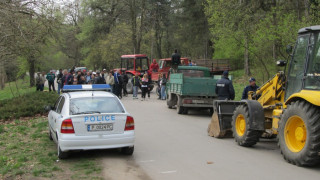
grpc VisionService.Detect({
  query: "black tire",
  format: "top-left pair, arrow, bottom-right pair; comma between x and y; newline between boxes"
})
121,146 -> 134,156
182,108 -> 188,114
176,95 -> 184,114
58,144 -> 68,159
232,105 -> 262,147
167,93 -> 175,109
49,129 -> 53,141
177,105 -> 184,114
278,100 -> 320,166
209,108 -> 214,116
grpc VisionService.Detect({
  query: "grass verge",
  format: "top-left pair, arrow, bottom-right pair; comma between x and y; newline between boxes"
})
0,77 -> 34,101
0,117 -> 102,179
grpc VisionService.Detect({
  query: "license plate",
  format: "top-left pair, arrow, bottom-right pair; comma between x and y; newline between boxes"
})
193,100 -> 205,104
87,124 -> 113,131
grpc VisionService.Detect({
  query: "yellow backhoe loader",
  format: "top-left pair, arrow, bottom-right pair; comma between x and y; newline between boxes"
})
208,25 -> 320,166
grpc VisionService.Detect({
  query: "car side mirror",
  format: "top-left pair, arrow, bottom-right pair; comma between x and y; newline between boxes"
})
286,45 -> 293,54
277,60 -> 287,67
44,105 -> 53,112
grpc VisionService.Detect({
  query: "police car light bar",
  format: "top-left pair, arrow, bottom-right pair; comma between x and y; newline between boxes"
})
62,84 -> 111,92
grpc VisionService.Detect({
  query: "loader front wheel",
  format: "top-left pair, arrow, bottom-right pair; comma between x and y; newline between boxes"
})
278,101 -> 320,166
232,105 -> 261,147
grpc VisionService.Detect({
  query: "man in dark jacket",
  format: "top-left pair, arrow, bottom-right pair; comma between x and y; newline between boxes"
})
94,71 -> 103,84
242,77 -> 259,100
113,70 -> 122,97
122,72 -> 128,97
171,49 -> 181,72
57,69 -> 63,94
132,73 -> 141,99
46,70 -> 56,92
62,70 -> 74,88
215,71 -> 235,100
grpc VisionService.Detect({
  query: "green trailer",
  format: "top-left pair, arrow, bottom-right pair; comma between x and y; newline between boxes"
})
166,66 -> 218,114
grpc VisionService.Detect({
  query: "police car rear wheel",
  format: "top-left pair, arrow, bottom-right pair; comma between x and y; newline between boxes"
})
121,146 -> 134,155
49,129 -> 53,141
58,144 -> 68,159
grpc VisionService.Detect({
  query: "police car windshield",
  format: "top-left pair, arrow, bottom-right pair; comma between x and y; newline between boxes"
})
70,97 -> 125,115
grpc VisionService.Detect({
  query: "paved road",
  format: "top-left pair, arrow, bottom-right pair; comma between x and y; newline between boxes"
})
106,93 -> 320,180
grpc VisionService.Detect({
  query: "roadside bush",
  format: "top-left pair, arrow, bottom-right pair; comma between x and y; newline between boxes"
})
0,92 -> 59,121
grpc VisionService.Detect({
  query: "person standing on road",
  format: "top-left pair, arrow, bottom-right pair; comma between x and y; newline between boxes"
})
46,70 -> 56,92
114,70 -> 121,97
141,74 -> 149,101
171,49 -> 181,73
106,71 -> 115,92
132,72 -> 141,99
122,72 -> 128,97
94,71 -> 103,84
242,77 -> 259,100
57,69 -> 63,94
89,73 -> 96,84
118,73 -> 123,99
160,74 -> 167,100
85,71 -> 91,84
157,73 -> 162,100
101,69 -> 106,84
77,75 -> 86,84
215,71 -> 235,100
62,69 -> 73,88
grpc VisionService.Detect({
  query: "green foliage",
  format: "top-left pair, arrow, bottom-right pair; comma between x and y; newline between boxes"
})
205,0 -> 320,80
0,92 -> 58,120
0,76 -> 35,101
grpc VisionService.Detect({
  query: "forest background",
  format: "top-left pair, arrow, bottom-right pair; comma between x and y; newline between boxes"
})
1,0 -> 320,88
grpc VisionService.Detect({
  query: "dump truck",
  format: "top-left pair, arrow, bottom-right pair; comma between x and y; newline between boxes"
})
208,25 -> 320,166
166,66 -> 218,114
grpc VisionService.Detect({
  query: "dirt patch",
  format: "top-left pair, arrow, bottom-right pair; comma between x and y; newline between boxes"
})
102,156 -> 151,180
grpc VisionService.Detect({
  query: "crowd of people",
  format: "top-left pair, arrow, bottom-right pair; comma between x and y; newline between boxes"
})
52,68 -> 130,98
36,49 -> 259,101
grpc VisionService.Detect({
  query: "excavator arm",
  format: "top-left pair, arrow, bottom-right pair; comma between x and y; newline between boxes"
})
208,71 -> 286,137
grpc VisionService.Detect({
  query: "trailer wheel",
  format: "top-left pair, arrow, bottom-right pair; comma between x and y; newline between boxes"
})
177,104 -> 184,114
232,105 -> 261,147
182,108 -> 188,114
176,95 -> 184,114
278,100 -> 320,166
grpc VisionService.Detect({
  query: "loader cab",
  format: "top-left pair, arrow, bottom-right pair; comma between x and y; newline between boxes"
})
285,26 -> 320,100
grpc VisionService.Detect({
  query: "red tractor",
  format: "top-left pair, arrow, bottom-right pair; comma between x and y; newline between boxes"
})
119,54 -> 153,94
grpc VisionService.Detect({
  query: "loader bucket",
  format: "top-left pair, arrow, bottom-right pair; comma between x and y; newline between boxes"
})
208,100 -> 244,138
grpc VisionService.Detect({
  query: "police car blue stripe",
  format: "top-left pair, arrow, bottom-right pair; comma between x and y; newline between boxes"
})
62,84 -> 111,92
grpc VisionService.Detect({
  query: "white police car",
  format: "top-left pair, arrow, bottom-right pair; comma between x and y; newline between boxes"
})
47,84 -> 135,159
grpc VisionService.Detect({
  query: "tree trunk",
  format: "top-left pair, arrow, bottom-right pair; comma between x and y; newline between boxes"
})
28,56 -> 35,87
136,0 -> 146,54
244,36 -> 251,76
304,0 -> 309,18
130,0 -> 137,54
272,0 -> 277,60
0,60 -> 6,89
